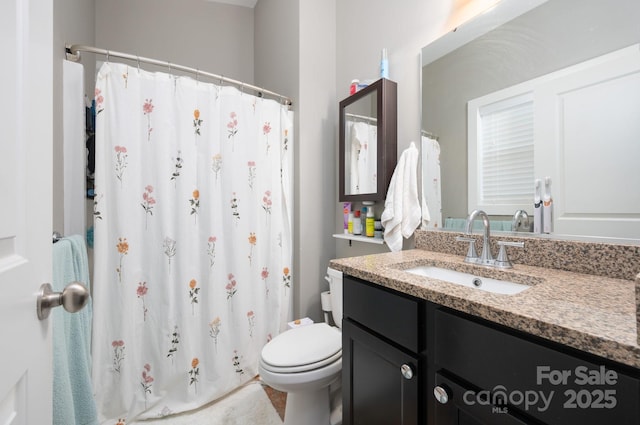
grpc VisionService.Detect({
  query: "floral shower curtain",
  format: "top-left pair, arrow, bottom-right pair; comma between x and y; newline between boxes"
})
91,62 -> 293,423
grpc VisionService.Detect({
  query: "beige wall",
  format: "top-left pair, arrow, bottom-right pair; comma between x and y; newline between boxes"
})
255,0 -> 337,321
95,0 -> 254,83
53,0 -> 96,235
334,0 -> 452,258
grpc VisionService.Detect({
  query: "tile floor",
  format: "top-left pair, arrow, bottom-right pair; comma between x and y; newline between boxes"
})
260,382 -> 287,421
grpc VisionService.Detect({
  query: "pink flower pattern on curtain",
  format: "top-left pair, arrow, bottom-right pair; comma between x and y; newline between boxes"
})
91,62 -> 293,423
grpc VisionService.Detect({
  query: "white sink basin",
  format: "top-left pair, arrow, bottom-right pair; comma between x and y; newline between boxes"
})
405,266 -> 530,295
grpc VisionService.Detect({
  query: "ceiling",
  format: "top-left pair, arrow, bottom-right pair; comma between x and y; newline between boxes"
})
206,0 -> 258,8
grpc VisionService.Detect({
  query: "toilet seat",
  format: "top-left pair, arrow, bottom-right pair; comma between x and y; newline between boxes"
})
261,323 -> 342,373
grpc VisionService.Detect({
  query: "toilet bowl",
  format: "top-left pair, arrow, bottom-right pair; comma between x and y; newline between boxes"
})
259,267 -> 343,425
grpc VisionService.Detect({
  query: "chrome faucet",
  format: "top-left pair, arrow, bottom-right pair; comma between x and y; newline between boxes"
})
511,209 -> 530,232
465,209 -> 494,265
456,209 -> 525,269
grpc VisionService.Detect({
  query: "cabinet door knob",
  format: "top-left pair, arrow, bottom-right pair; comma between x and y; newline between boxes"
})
434,386 -> 450,404
400,364 -> 414,380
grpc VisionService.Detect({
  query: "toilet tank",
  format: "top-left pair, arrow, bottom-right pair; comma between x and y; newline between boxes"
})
326,267 -> 343,328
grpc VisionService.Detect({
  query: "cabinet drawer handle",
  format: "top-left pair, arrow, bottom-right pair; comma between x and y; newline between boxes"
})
400,364 -> 414,380
434,386 -> 450,404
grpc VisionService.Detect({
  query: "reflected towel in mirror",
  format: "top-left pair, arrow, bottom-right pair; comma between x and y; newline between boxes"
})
349,121 -> 378,194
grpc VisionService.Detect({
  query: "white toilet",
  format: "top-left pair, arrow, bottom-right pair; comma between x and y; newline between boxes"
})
259,267 -> 343,425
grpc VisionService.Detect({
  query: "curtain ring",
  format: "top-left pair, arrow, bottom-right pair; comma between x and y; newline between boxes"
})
137,55 -> 141,73
106,50 -> 110,63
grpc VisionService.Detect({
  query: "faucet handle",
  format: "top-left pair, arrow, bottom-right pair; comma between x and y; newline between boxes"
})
456,236 -> 479,263
495,241 -> 524,269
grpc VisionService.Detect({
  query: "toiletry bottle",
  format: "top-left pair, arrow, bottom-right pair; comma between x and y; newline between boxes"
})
350,79 -> 359,95
348,212 -> 354,234
366,206 -> 375,237
543,177 -> 553,234
343,202 -> 351,234
533,179 -> 542,233
380,48 -> 389,79
353,210 -> 362,235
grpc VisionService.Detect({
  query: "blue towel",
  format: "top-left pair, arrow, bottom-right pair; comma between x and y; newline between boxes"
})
52,235 -> 98,425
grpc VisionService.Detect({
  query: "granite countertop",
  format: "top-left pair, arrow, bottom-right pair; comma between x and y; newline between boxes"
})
329,249 -> 640,369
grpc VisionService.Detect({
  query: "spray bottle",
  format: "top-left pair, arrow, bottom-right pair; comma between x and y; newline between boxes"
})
543,177 -> 553,234
533,179 -> 542,233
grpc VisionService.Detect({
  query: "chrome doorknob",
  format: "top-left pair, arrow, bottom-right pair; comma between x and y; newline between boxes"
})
37,282 -> 89,320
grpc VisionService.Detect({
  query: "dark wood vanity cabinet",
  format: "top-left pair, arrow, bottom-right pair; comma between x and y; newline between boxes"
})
342,275 -> 640,425
342,275 -> 427,425
432,308 -> 640,425
433,373 -> 530,425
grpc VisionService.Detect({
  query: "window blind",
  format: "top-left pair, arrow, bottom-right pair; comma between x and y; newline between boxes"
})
478,98 -> 534,205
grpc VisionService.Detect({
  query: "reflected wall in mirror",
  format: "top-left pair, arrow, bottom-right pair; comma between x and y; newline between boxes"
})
339,78 -> 397,202
421,0 -> 640,240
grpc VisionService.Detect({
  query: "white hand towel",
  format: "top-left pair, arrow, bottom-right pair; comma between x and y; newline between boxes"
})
381,142 -> 421,251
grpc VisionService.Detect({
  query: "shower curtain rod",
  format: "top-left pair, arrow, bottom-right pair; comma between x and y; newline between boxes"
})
65,44 -> 293,106
421,129 -> 439,141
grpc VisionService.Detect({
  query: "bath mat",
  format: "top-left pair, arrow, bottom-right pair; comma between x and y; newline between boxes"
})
133,380 -> 283,425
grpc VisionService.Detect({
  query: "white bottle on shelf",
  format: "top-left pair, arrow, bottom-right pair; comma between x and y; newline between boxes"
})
353,210 -> 362,235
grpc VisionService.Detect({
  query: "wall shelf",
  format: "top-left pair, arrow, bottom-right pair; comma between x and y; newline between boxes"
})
333,233 -> 385,245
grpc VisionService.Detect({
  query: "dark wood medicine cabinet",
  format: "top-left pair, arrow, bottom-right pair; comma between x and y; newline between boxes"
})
339,78 -> 397,202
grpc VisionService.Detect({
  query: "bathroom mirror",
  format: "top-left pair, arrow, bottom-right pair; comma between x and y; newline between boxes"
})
339,78 -> 397,202
421,0 -> 640,240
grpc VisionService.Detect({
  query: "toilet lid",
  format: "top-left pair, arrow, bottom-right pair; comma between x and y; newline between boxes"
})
261,323 -> 341,369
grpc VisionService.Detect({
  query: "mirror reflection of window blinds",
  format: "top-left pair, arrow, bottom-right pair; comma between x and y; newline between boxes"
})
478,94 -> 534,206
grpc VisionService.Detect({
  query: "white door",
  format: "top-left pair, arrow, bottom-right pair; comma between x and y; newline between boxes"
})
536,45 -> 640,239
0,1 -> 54,424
